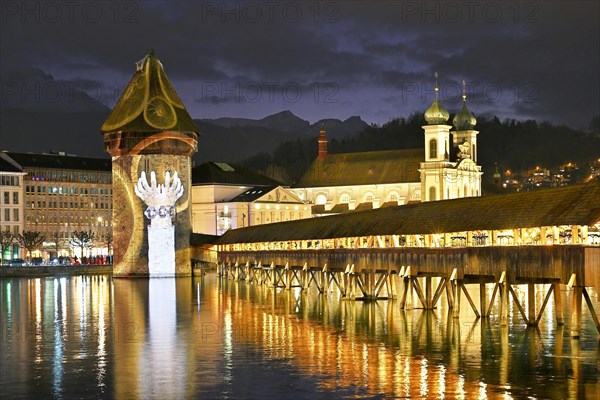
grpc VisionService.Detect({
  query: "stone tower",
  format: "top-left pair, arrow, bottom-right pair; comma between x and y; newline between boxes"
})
101,51 -> 199,277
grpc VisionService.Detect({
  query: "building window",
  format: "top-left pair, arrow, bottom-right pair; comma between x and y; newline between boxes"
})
472,144 -> 476,161
13,209 -> 19,221
363,192 -> 374,203
464,184 -> 468,197
429,139 -> 438,159
412,190 -> 421,201
339,194 -> 351,204
3,192 -> 9,204
315,194 -> 327,205
13,192 -> 18,204
4,209 -> 9,221
429,186 -> 437,201
387,191 -> 399,202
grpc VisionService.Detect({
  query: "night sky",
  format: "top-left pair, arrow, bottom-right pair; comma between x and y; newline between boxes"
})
1,0 -> 599,151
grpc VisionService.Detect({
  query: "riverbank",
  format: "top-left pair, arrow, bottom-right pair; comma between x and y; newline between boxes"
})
1,263 -> 215,277
0,265 -> 113,277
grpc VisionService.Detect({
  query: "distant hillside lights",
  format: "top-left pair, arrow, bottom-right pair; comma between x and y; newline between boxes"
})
500,161 -> 597,191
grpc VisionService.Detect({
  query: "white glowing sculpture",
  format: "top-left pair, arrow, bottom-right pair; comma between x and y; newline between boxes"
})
135,170 -> 184,277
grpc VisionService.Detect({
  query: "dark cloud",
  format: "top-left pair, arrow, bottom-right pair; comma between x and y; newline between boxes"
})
0,0 -> 598,129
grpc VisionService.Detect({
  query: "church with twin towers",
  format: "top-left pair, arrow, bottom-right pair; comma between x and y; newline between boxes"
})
290,73 -> 482,212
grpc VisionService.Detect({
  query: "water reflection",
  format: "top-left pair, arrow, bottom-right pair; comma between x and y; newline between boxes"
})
1,274 -> 599,399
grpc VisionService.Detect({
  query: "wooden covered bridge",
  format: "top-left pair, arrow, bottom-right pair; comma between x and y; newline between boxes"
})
214,183 -> 600,337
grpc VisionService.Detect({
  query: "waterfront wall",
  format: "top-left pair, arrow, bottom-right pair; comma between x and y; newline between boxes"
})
0,265 -> 113,277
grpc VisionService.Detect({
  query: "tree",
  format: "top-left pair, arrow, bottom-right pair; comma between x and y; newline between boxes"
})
99,232 -> 113,261
48,231 -> 65,258
0,230 -> 14,265
17,231 -> 46,263
71,230 -> 96,259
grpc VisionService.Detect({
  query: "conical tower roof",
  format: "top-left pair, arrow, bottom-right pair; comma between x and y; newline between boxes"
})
101,51 -> 198,134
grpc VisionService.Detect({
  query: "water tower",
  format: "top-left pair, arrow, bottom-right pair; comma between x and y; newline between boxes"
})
101,51 -> 199,277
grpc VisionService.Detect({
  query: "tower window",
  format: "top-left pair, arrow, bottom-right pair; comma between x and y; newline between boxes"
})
429,139 -> 438,159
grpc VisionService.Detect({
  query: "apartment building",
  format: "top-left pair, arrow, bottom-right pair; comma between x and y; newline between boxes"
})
3,151 -> 112,260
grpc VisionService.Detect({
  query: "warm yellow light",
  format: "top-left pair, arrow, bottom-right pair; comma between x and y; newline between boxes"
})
255,204 -> 261,210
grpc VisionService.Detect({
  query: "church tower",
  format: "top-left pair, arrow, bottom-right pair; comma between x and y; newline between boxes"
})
101,51 -> 199,277
420,72 -> 452,201
451,80 -> 482,197
453,80 -> 479,162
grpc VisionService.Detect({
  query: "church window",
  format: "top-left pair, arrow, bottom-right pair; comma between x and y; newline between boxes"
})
339,194 -> 351,204
363,192 -> 374,203
429,139 -> 438,159
464,184 -> 468,197
315,194 -> 327,205
387,191 -> 399,202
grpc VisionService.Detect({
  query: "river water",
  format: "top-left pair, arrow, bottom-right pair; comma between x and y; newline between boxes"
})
1,274 -> 599,399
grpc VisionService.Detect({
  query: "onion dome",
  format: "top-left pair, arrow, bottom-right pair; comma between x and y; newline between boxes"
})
453,80 -> 477,130
424,72 -> 449,125
493,165 -> 501,180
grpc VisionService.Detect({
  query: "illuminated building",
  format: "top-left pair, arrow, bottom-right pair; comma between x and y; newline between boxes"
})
1,151 -> 111,260
191,162 -> 307,235
101,51 -> 198,276
0,152 -> 26,260
292,76 -> 482,212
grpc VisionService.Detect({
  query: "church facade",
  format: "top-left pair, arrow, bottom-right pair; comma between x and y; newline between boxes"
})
292,77 -> 482,212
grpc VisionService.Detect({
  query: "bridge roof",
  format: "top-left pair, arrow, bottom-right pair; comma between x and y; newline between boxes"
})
217,183 -> 600,244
